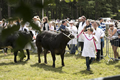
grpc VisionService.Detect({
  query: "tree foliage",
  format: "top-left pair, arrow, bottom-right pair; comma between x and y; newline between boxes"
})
0,0 -> 120,20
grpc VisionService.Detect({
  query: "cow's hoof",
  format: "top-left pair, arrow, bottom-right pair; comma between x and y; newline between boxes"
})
44,61 -> 47,64
62,65 -> 65,67
38,60 -> 41,63
26,59 -> 30,61
14,61 -> 17,63
52,65 -> 55,68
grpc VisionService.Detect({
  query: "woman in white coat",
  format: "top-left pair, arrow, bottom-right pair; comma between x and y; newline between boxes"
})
67,21 -> 77,54
19,22 -> 31,50
93,21 -> 105,61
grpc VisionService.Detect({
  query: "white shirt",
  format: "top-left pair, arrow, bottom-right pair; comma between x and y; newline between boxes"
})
93,27 -> 105,49
78,21 -> 86,42
19,25 -> 29,31
80,33 -> 98,57
67,25 -> 77,44
49,26 -> 54,31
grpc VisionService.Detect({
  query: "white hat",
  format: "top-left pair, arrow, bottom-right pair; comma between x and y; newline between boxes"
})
78,17 -> 82,19
109,22 -> 114,25
55,21 -> 58,24
33,16 -> 39,19
69,20 -> 74,24
33,16 -> 41,21
117,23 -> 120,29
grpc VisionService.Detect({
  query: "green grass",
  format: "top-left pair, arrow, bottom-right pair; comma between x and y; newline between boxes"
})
0,49 -> 120,80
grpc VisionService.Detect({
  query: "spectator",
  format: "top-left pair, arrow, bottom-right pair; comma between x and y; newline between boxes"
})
0,21 -> 3,28
93,21 -> 105,61
99,18 -> 106,31
42,16 -> 49,31
97,21 -> 104,59
57,20 -> 67,31
49,21 -> 56,32
108,23 -> 120,60
76,17 -> 82,29
84,20 -> 91,32
67,20 -> 77,54
78,16 -> 86,53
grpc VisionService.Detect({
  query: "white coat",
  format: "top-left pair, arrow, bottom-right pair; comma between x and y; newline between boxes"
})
67,26 -> 77,45
93,27 -> 105,50
49,25 -> 54,32
80,33 -> 98,57
19,25 -> 31,50
78,21 -> 86,42
19,25 -> 29,31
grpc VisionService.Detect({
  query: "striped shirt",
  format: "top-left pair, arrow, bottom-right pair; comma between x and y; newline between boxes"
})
100,22 -> 106,32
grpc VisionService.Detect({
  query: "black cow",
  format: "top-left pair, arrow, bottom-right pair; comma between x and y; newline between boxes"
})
36,28 -> 74,67
0,31 -> 33,63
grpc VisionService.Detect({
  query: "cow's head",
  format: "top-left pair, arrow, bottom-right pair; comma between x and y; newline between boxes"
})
61,28 -> 74,40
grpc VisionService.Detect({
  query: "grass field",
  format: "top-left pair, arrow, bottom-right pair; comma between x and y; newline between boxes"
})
0,49 -> 120,80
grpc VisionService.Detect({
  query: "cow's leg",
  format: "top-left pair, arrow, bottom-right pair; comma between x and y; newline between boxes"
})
14,51 -> 18,63
51,52 -> 56,68
37,46 -> 42,63
61,53 -> 65,67
44,49 -> 48,64
26,49 -> 30,61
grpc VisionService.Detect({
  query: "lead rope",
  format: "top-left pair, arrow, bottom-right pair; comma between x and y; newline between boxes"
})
77,30 -> 97,52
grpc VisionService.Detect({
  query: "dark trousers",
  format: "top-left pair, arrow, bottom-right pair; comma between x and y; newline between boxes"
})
67,44 -> 70,50
101,42 -> 103,59
86,57 -> 94,69
80,42 -> 84,52
96,50 -> 101,61
70,44 -> 76,54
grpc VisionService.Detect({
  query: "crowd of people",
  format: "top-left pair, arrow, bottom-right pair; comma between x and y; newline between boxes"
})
0,15 -> 120,71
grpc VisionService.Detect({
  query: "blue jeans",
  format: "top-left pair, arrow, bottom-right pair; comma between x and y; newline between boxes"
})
86,57 -> 95,69
70,44 -> 76,54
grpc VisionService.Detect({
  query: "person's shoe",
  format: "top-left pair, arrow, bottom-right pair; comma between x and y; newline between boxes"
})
101,57 -> 103,60
96,59 -> 100,62
86,68 -> 90,71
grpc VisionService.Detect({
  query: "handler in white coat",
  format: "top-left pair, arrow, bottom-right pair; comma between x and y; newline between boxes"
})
80,27 -> 98,71
78,16 -> 86,52
67,20 -> 77,54
19,22 -> 31,50
93,21 -> 105,61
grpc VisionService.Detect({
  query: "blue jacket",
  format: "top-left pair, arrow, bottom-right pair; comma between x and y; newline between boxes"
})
57,25 -> 66,31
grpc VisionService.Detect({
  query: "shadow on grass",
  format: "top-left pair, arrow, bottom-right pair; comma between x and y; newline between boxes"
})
75,54 -> 85,60
106,61 -> 119,65
115,65 -> 120,68
0,61 -> 27,66
64,54 -> 75,57
73,70 -> 94,75
30,63 -> 64,73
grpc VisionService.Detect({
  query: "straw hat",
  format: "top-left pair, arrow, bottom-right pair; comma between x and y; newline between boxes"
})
69,20 -> 74,24
78,17 -> 82,20
33,16 -> 41,21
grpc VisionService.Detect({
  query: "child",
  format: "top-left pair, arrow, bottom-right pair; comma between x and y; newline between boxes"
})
80,27 -> 98,71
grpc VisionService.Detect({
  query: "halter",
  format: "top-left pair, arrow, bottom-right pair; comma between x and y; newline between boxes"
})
62,32 -> 73,40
